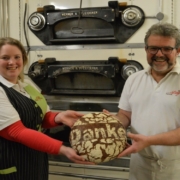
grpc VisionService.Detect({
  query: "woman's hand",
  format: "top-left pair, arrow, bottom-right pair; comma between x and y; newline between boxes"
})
59,145 -> 94,165
54,110 -> 84,128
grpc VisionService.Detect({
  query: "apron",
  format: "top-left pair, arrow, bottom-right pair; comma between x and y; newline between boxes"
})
0,82 -> 48,180
129,153 -> 180,180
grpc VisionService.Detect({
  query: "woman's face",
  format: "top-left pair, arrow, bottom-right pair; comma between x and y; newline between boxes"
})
0,44 -> 23,84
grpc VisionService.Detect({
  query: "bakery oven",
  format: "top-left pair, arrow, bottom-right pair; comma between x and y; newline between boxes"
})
28,57 -> 143,179
28,56 -> 143,113
27,1 -> 145,45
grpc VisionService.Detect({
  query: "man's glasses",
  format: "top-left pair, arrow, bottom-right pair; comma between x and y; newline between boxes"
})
146,46 -> 177,55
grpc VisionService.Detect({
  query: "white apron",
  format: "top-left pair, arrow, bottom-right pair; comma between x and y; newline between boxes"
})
129,153 -> 180,180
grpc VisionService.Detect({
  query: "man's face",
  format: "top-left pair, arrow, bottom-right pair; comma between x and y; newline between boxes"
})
145,35 -> 180,74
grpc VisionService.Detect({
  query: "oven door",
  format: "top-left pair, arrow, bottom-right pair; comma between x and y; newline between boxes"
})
27,2 -> 145,45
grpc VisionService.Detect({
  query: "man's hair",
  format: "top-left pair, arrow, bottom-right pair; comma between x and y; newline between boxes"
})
0,37 -> 28,81
144,23 -> 180,48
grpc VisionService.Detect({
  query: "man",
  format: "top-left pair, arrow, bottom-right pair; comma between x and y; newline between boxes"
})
117,23 -> 180,179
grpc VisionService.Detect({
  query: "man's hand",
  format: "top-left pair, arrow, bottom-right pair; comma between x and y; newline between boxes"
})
118,133 -> 150,158
55,110 -> 84,128
103,109 -> 131,129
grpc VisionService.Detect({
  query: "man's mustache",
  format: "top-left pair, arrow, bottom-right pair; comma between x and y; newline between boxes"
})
151,56 -> 169,62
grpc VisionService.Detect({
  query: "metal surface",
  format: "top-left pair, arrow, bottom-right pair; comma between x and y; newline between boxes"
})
121,64 -> 139,80
121,6 -> 144,27
48,158 -> 130,179
49,159 -> 130,170
24,42 -> 145,51
45,95 -> 120,112
28,12 -> 46,31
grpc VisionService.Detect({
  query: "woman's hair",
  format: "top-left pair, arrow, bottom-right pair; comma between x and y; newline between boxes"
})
144,23 -> 180,48
0,37 -> 28,81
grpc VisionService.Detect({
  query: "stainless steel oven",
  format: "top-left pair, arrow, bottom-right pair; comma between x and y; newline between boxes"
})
28,56 -> 143,179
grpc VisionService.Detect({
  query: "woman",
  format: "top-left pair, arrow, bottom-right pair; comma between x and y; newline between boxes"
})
0,37 -> 91,180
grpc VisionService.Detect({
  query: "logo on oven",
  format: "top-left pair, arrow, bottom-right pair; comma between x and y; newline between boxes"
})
166,90 -> 180,96
63,66 -> 98,70
61,11 -> 98,17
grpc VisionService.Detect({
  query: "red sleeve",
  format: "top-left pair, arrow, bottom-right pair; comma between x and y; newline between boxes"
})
42,111 -> 62,128
0,121 -> 63,155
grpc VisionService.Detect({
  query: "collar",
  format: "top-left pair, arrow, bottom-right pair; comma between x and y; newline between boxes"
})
0,75 -> 15,88
145,61 -> 180,75
0,75 -> 27,88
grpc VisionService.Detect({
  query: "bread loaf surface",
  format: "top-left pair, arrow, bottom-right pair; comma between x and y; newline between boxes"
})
69,112 -> 127,164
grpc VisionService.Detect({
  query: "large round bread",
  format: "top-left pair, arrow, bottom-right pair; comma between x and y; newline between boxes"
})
69,112 -> 127,164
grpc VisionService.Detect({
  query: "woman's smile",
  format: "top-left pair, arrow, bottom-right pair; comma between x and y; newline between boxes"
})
0,44 -> 23,84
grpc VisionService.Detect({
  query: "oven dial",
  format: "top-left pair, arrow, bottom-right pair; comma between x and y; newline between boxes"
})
121,7 -> 143,27
121,64 -> 139,80
30,16 -> 39,26
28,13 -> 46,31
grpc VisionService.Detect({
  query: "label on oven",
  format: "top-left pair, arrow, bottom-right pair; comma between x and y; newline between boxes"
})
61,11 -> 98,17
48,65 -> 115,78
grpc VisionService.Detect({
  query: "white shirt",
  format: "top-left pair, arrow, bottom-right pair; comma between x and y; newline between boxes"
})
119,62 -> 180,160
0,75 -> 49,130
